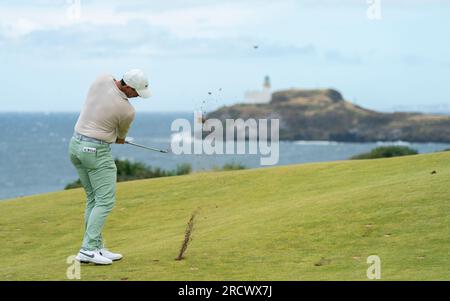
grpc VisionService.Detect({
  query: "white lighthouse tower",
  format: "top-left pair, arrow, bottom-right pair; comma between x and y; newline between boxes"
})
244,76 -> 271,104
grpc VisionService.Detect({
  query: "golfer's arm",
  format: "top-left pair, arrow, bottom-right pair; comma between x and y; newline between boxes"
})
117,111 -> 135,140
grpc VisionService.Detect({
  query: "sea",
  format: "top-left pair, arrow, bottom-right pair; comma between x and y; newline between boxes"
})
1,112 -> 449,201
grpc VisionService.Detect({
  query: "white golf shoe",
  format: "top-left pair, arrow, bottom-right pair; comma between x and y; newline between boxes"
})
99,248 -> 123,261
75,249 -> 112,265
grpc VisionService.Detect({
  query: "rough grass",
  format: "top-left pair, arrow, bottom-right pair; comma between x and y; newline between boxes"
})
0,151 -> 449,280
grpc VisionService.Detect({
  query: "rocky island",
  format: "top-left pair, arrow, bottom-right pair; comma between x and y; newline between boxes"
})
206,88 -> 450,142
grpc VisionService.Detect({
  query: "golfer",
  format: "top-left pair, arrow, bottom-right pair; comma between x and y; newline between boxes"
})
69,69 -> 150,265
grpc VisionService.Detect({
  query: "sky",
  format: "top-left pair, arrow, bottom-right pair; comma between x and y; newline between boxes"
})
0,0 -> 450,113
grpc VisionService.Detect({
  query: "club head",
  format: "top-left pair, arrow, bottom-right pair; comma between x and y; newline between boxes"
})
125,137 -> 135,143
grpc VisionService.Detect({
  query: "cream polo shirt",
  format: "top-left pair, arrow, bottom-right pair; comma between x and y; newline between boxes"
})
74,74 -> 135,143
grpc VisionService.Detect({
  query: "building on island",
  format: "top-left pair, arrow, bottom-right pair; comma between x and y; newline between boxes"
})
244,76 -> 271,104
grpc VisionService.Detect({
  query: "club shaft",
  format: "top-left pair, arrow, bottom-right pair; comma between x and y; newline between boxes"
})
125,141 -> 168,153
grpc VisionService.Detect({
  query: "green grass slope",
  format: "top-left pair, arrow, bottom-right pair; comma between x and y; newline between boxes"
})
0,152 -> 449,280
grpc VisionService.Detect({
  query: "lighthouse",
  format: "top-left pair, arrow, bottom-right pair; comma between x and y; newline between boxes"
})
244,76 -> 272,104
263,75 -> 271,90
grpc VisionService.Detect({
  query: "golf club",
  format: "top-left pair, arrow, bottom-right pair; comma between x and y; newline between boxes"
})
125,141 -> 169,154
125,141 -> 169,153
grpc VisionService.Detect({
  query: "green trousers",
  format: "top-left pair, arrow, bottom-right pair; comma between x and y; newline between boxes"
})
69,136 -> 117,251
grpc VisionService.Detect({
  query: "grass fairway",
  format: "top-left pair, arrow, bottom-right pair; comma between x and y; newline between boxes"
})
0,152 -> 449,281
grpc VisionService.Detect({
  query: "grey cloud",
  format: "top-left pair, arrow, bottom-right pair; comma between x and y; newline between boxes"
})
1,20 -> 318,60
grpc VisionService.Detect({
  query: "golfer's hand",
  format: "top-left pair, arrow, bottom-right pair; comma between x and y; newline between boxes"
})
116,137 -> 126,144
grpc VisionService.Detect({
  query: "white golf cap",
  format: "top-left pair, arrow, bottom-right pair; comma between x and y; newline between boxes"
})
123,69 -> 151,98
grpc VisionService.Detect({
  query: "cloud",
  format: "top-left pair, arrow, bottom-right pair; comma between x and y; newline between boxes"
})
401,54 -> 426,65
0,1 -> 317,60
2,19 -> 317,60
2,0 -> 441,63
0,1 -> 274,39
0,1 -> 294,58
324,50 -> 362,65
